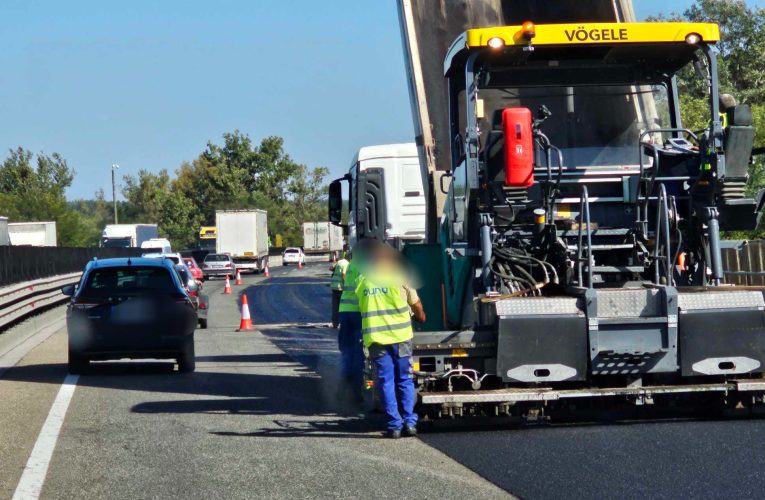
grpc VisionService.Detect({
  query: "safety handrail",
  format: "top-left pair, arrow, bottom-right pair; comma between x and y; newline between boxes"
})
577,185 -> 594,289
653,183 -> 673,286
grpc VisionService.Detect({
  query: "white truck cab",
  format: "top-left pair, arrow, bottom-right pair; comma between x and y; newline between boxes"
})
331,143 -> 426,247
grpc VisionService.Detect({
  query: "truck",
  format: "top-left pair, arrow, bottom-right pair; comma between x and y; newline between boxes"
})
7,221 -> 57,246
329,143 -> 426,247
198,226 -> 217,252
100,224 -> 159,248
215,210 -> 269,272
330,1 -> 765,419
0,217 -> 9,246
302,221 -> 344,257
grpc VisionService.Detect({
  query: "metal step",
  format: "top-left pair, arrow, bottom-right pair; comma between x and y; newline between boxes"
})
559,228 -> 632,237
569,244 -> 635,251
591,265 -> 645,274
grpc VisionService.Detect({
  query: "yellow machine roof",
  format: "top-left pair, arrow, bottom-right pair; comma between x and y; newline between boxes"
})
465,22 -> 719,48
445,22 -> 720,76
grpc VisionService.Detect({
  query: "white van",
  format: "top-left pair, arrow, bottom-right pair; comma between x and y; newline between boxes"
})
140,238 -> 172,254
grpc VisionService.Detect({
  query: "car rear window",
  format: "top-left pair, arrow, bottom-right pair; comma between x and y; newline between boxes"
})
285,249 -> 299,254
80,267 -> 177,297
205,254 -> 229,262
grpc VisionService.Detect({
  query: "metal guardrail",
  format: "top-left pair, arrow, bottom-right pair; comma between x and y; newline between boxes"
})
0,273 -> 79,331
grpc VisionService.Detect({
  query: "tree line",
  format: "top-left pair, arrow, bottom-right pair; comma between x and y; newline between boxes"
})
0,131 -> 329,248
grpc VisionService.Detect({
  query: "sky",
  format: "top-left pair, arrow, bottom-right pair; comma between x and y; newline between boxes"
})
0,0 -> 763,200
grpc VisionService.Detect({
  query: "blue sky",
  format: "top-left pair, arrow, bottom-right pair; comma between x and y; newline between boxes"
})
0,0 -> 762,199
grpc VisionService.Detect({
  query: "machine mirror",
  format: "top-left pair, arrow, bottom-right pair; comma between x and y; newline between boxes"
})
328,180 -> 343,224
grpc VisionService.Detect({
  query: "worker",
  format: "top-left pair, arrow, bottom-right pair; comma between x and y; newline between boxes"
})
330,251 -> 349,328
356,242 -> 426,439
719,93 -> 737,128
337,249 -> 364,403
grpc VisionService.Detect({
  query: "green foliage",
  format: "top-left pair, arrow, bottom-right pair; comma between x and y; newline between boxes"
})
120,131 -> 329,248
0,147 -> 91,246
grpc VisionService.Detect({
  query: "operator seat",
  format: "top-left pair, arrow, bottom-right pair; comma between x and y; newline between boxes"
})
723,104 -> 755,181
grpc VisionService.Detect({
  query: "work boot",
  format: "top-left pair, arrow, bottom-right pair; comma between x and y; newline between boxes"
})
386,429 -> 402,439
403,426 -> 417,437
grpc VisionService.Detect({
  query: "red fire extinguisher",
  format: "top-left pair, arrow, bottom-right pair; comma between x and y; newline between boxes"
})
502,107 -> 534,188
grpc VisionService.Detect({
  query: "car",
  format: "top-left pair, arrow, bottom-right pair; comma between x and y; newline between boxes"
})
202,253 -> 236,279
62,257 -> 198,374
174,263 -> 207,329
142,252 -> 183,265
183,257 -> 204,281
282,247 -> 305,266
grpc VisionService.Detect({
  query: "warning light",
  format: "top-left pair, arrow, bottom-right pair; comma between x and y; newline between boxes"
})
685,33 -> 701,45
521,21 -> 536,41
487,37 -> 505,49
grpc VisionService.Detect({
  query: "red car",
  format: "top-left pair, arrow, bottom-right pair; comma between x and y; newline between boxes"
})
183,257 -> 204,281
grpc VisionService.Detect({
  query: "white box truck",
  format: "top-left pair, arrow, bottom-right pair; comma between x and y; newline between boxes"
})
101,224 -> 159,248
302,222 -> 344,256
8,221 -> 57,246
215,210 -> 269,272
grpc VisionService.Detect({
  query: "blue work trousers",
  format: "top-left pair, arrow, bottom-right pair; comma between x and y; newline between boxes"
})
369,341 -> 418,431
338,312 -> 364,387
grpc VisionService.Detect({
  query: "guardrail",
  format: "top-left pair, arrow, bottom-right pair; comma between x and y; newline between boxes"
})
0,273 -> 78,331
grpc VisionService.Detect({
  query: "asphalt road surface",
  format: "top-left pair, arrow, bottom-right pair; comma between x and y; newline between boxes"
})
3,262 -> 765,499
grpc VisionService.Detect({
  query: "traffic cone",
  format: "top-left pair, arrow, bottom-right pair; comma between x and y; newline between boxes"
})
298,259 -> 304,269
263,263 -> 270,277
235,269 -> 243,285
223,275 -> 232,294
238,294 -> 253,331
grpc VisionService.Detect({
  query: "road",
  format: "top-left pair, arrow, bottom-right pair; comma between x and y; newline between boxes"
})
2,262 -> 765,499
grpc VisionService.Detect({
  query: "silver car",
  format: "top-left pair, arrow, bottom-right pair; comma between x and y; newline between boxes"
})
202,253 -> 236,279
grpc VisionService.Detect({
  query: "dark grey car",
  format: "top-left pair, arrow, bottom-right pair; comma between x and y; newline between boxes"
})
63,257 -> 198,373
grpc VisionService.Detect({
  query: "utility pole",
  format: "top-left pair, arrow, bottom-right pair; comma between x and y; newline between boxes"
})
111,164 -> 119,224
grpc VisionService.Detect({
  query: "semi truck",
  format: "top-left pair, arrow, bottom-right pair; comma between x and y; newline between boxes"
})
0,217 -> 9,246
330,1 -> 765,419
100,224 -> 158,248
215,210 -> 269,272
329,143 -> 426,248
8,221 -> 57,246
302,221 -> 344,257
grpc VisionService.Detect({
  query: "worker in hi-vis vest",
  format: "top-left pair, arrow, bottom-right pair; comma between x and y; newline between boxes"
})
329,251 -> 349,328
355,241 -> 426,439
337,250 -> 365,402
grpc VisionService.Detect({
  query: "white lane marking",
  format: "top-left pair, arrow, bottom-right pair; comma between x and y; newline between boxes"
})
12,374 -> 79,500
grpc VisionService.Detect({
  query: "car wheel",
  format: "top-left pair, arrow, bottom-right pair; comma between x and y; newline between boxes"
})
199,318 -> 208,329
177,340 -> 196,373
68,350 -> 89,374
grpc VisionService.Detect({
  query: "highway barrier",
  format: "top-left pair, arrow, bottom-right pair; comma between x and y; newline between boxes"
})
0,246 -> 139,287
0,246 -> 140,331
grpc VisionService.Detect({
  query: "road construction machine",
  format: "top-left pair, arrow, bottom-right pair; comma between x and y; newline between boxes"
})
331,1 -> 765,419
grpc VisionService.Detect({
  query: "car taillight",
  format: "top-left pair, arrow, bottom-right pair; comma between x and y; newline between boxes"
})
225,263 -> 232,268
199,302 -> 207,310
188,290 -> 198,297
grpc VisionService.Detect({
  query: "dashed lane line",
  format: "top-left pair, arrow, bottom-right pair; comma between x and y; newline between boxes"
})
12,374 -> 79,500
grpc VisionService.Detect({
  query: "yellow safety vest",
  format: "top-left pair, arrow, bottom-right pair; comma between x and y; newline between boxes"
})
338,261 -> 361,313
331,259 -> 349,291
356,274 -> 413,347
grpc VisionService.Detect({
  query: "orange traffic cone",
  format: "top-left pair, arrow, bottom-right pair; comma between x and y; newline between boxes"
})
223,274 -> 232,294
298,259 -> 304,269
235,269 -> 243,285
238,294 -> 253,331
264,263 -> 270,277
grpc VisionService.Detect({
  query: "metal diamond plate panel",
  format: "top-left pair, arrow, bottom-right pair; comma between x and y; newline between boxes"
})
495,297 -> 583,317
678,291 -> 765,311
596,289 -> 662,317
